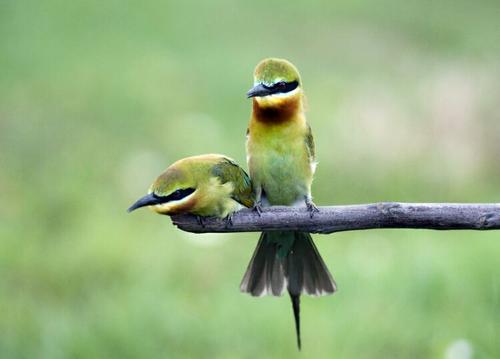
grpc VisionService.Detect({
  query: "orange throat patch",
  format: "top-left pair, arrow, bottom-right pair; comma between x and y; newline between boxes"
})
252,96 -> 301,124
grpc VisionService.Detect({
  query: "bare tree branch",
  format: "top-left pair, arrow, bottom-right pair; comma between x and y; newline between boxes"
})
171,203 -> 500,234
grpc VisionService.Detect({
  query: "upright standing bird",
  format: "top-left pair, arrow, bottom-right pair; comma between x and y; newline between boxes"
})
128,154 -> 254,222
241,58 -> 336,349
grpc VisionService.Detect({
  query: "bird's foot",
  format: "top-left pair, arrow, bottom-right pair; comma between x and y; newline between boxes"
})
252,201 -> 263,217
305,198 -> 319,218
196,215 -> 206,228
224,213 -> 234,228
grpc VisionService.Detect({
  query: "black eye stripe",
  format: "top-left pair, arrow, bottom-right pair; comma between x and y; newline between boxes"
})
154,188 -> 196,203
263,80 -> 299,94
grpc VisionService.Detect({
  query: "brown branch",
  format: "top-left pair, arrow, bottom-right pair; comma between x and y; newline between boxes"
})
170,203 -> 500,234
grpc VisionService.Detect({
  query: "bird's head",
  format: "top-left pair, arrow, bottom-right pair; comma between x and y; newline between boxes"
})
128,163 -> 197,215
247,58 -> 302,109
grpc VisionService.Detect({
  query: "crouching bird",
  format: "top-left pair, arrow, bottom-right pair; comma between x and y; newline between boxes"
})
241,58 -> 337,350
128,154 -> 254,223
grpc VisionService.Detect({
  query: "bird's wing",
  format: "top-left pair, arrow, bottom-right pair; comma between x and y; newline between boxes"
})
212,158 -> 255,208
305,123 -> 316,163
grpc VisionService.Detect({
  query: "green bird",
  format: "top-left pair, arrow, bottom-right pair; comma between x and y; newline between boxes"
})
128,154 -> 254,223
241,58 -> 337,349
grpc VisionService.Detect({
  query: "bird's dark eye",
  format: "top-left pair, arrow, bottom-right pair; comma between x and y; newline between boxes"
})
260,80 -> 299,95
265,80 -> 299,94
171,188 -> 195,201
155,188 -> 196,202
276,81 -> 286,89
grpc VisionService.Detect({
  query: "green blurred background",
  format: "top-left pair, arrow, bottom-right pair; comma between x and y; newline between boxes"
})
1,0 -> 499,358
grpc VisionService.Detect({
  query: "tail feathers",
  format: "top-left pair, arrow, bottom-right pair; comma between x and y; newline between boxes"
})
287,232 -> 337,296
240,231 -> 336,297
290,293 -> 301,350
240,231 -> 336,350
239,232 -> 286,296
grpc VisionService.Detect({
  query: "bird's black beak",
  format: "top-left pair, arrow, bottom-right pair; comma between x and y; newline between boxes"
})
247,83 -> 272,98
127,193 -> 164,213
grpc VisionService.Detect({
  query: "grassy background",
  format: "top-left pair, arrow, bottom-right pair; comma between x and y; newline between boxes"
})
1,0 -> 499,358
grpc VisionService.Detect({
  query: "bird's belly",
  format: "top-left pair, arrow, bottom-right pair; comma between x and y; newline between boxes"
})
190,178 -> 242,218
251,150 -> 310,206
